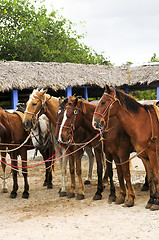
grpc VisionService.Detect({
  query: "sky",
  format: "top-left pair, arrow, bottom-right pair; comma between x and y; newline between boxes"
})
44,0 -> 159,66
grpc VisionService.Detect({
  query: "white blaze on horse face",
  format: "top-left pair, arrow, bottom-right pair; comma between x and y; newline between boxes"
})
58,110 -> 67,142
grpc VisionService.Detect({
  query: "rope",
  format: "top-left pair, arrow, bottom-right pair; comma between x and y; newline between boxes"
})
0,129 -> 33,153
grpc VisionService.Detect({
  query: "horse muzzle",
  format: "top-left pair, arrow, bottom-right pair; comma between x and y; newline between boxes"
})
93,118 -> 104,130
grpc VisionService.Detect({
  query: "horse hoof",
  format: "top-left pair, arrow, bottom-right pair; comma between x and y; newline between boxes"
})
10,192 -> 17,199
22,192 -> 29,199
108,195 -> 116,203
67,193 -> 75,198
84,180 -> 91,185
141,185 -> 149,191
1,188 -> 8,193
59,191 -> 67,197
93,194 -> 102,200
115,198 -> 125,205
150,204 -> 159,211
77,194 -> 85,200
145,198 -> 155,209
43,181 -> 48,187
47,184 -> 53,189
124,200 -> 134,207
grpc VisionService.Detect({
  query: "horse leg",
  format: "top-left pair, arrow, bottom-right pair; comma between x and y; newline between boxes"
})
67,154 -> 76,198
93,149 -> 104,200
141,161 -> 149,191
120,156 -> 135,207
41,148 -> 53,189
142,158 -> 156,209
76,150 -> 85,200
59,150 -> 68,197
20,149 -> 29,198
106,160 -> 116,203
10,152 -> 18,198
148,153 -> 159,211
1,152 -> 8,193
114,155 -> 126,204
84,146 -> 94,185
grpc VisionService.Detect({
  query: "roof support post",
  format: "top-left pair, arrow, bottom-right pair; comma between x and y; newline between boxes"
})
66,87 -> 72,98
12,89 -> 18,110
125,87 -> 129,94
157,87 -> 159,100
84,87 -> 88,101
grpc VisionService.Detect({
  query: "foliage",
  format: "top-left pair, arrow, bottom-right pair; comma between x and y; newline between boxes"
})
0,0 -> 110,64
150,53 -> 159,63
130,89 -> 156,100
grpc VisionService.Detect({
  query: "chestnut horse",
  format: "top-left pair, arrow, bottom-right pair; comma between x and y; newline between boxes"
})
57,96 -> 117,202
93,85 -> 159,211
55,97 -> 95,185
23,89 -> 95,199
0,107 -> 30,198
0,108 -> 56,197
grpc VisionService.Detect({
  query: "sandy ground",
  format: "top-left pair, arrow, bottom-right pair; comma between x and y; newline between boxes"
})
0,151 -> 159,240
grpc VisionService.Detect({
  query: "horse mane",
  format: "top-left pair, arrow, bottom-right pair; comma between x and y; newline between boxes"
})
116,89 -> 153,113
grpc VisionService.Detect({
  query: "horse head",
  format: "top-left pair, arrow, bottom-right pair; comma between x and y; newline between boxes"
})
23,89 -> 48,130
93,85 -> 118,130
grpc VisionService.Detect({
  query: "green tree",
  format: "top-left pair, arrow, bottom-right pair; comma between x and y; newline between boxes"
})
150,53 -> 159,62
0,0 -> 110,64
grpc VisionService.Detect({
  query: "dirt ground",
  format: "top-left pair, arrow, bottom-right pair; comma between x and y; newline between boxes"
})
0,151 -> 158,240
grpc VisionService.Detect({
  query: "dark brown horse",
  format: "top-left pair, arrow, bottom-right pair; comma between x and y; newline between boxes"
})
57,96 -> 117,202
93,85 -> 159,211
0,107 -> 55,198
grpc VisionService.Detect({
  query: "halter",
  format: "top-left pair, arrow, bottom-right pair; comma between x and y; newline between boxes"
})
59,106 -> 79,145
94,92 -> 119,131
24,93 -> 51,125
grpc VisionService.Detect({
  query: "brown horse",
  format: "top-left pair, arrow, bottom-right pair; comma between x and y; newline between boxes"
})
55,98 -> 95,186
58,96 -> 137,206
93,85 -> 159,211
0,107 -> 29,198
0,107 -> 55,198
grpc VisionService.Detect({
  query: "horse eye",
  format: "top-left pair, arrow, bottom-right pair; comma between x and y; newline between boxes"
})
32,103 -> 37,106
101,102 -> 105,105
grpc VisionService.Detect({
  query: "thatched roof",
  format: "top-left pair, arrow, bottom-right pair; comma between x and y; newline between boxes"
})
1,61 -> 159,92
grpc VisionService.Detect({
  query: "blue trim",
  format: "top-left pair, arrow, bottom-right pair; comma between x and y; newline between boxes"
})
125,88 -> 129,94
84,87 -> 88,100
12,89 -> 18,110
157,87 -> 159,100
66,87 -> 72,98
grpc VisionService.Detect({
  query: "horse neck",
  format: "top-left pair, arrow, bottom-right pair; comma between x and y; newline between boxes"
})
45,96 -> 59,127
80,102 -> 96,132
116,104 -> 149,138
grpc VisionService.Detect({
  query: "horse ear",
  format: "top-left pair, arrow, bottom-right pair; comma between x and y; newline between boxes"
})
105,85 -> 111,94
78,100 -> 87,115
42,89 -> 48,95
58,97 -> 62,105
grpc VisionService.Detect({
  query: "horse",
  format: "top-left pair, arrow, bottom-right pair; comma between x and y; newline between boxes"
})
0,107 -> 56,198
93,85 -> 159,211
23,89 -> 96,199
57,96 -> 117,202
55,97 -> 95,185
0,107 -> 30,198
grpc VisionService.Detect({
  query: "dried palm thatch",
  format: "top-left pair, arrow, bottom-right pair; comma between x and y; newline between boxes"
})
0,61 -> 159,91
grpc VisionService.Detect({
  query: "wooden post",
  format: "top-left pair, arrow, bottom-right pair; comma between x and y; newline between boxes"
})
11,89 -> 18,110
125,88 -> 129,94
66,87 -> 72,98
157,87 -> 159,100
84,86 -> 88,101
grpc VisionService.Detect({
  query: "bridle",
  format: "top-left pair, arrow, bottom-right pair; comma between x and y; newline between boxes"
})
94,91 -> 119,130
58,105 -> 79,145
24,93 -> 51,127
